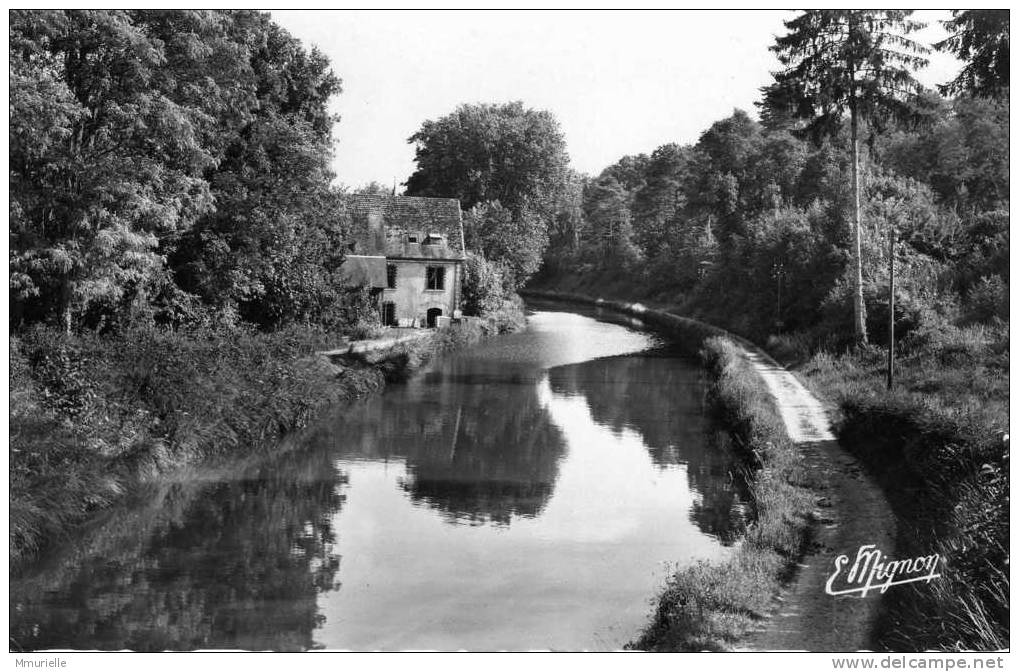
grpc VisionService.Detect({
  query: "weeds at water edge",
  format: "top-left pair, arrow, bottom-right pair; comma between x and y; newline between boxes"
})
627,337 -> 815,651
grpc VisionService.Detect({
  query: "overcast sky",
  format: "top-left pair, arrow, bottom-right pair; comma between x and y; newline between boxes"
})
271,10 -> 962,189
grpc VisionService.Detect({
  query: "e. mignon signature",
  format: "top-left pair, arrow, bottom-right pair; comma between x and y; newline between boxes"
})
826,544 -> 942,597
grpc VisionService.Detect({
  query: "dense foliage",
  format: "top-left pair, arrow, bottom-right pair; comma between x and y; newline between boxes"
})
533,10 -> 1008,651
538,101 -> 1007,347
10,10 -> 348,333
405,101 -> 570,291
937,10 -> 1010,98
9,323 -> 384,565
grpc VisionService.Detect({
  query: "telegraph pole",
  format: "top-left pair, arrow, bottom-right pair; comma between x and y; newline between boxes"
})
887,227 -> 895,390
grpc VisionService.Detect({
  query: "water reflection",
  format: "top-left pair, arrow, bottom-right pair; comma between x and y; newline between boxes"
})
10,306 -> 751,651
10,444 -> 345,651
305,358 -> 567,525
547,351 -> 752,542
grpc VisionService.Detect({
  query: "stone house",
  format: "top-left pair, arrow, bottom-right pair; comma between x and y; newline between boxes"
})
339,194 -> 466,328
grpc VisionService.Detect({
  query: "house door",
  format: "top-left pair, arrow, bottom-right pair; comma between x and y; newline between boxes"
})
382,302 -> 396,326
426,308 -> 442,328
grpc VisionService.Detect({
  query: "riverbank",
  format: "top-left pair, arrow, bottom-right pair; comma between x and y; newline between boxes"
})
528,271 -> 1010,650
10,300 -> 526,570
10,302 -> 739,651
523,289 -> 896,651
628,336 -> 817,650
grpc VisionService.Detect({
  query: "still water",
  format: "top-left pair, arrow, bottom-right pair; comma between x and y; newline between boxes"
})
10,303 -> 751,651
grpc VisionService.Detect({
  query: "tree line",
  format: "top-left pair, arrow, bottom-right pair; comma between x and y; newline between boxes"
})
9,10 -> 1009,347
521,10 -> 1006,347
10,10 -> 350,333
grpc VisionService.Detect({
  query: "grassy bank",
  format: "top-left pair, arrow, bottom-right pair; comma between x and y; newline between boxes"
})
627,337 -> 815,651
10,324 -> 379,566
530,274 -> 1009,651
791,324 -> 1009,651
10,299 -> 526,569
522,290 -> 817,650
368,298 -> 526,383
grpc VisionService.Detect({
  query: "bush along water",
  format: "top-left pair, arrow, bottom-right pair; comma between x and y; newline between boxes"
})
10,324 -> 380,567
10,295 -> 529,569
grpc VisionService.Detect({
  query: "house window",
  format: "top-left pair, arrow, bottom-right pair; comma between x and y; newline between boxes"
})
407,234 -> 418,243
386,264 -> 397,289
426,266 -> 445,291
381,302 -> 396,326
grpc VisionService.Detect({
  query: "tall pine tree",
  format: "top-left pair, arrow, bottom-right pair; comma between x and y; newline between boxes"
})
761,10 -> 931,344
937,10 -> 1010,98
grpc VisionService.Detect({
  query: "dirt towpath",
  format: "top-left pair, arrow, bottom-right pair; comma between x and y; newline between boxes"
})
735,349 -> 897,652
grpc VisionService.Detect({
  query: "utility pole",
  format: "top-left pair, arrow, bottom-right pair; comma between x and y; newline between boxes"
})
887,227 -> 895,390
774,263 -> 784,332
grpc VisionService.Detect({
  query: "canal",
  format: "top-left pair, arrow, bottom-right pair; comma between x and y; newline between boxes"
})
10,301 -> 751,651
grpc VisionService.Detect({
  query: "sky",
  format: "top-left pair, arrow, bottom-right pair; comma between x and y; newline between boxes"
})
271,10 -> 963,189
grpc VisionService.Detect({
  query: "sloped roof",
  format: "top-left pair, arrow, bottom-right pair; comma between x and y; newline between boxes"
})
344,194 -> 465,260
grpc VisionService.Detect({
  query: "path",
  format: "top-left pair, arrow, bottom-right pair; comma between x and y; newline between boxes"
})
735,349 -> 897,652
317,328 -> 430,363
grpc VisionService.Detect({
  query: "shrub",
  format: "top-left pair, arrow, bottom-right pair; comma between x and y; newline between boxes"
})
461,252 -> 508,316
963,275 -> 1009,324
9,323 -> 385,566
347,319 -> 385,341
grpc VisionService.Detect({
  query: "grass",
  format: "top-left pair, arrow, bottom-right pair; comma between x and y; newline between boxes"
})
627,337 -> 815,651
9,323 -> 387,566
10,298 -> 529,570
521,289 -> 819,650
792,322 -> 1009,651
529,274 -> 1010,651
371,297 -> 527,383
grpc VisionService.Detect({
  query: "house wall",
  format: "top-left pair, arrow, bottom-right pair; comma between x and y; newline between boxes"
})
381,259 -> 461,327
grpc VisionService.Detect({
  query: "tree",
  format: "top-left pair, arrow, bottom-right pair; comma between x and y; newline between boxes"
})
9,10 -> 346,332
878,95 -> 1008,214
600,154 -> 650,195
762,10 -> 932,345
544,170 -> 587,269
462,201 -> 547,289
937,10 -> 1010,98
405,100 -> 570,249
581,176 -> 639,265
9,10 -> 233,331
684,110 -> 764,246
460,252 -> 507,316
405,101 -> 570,286
631,144 -> 691,258
350,181 -> 393,196
167,11 -> 344,327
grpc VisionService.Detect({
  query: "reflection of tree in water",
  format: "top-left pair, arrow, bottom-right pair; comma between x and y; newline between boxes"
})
546,351 -> 752,543
10,443 -> 345,651
319,358 -> 566,526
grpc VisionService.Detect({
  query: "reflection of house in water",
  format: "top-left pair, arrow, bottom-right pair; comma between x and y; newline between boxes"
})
339,194 -> 466,328
317,357 -> 566,525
